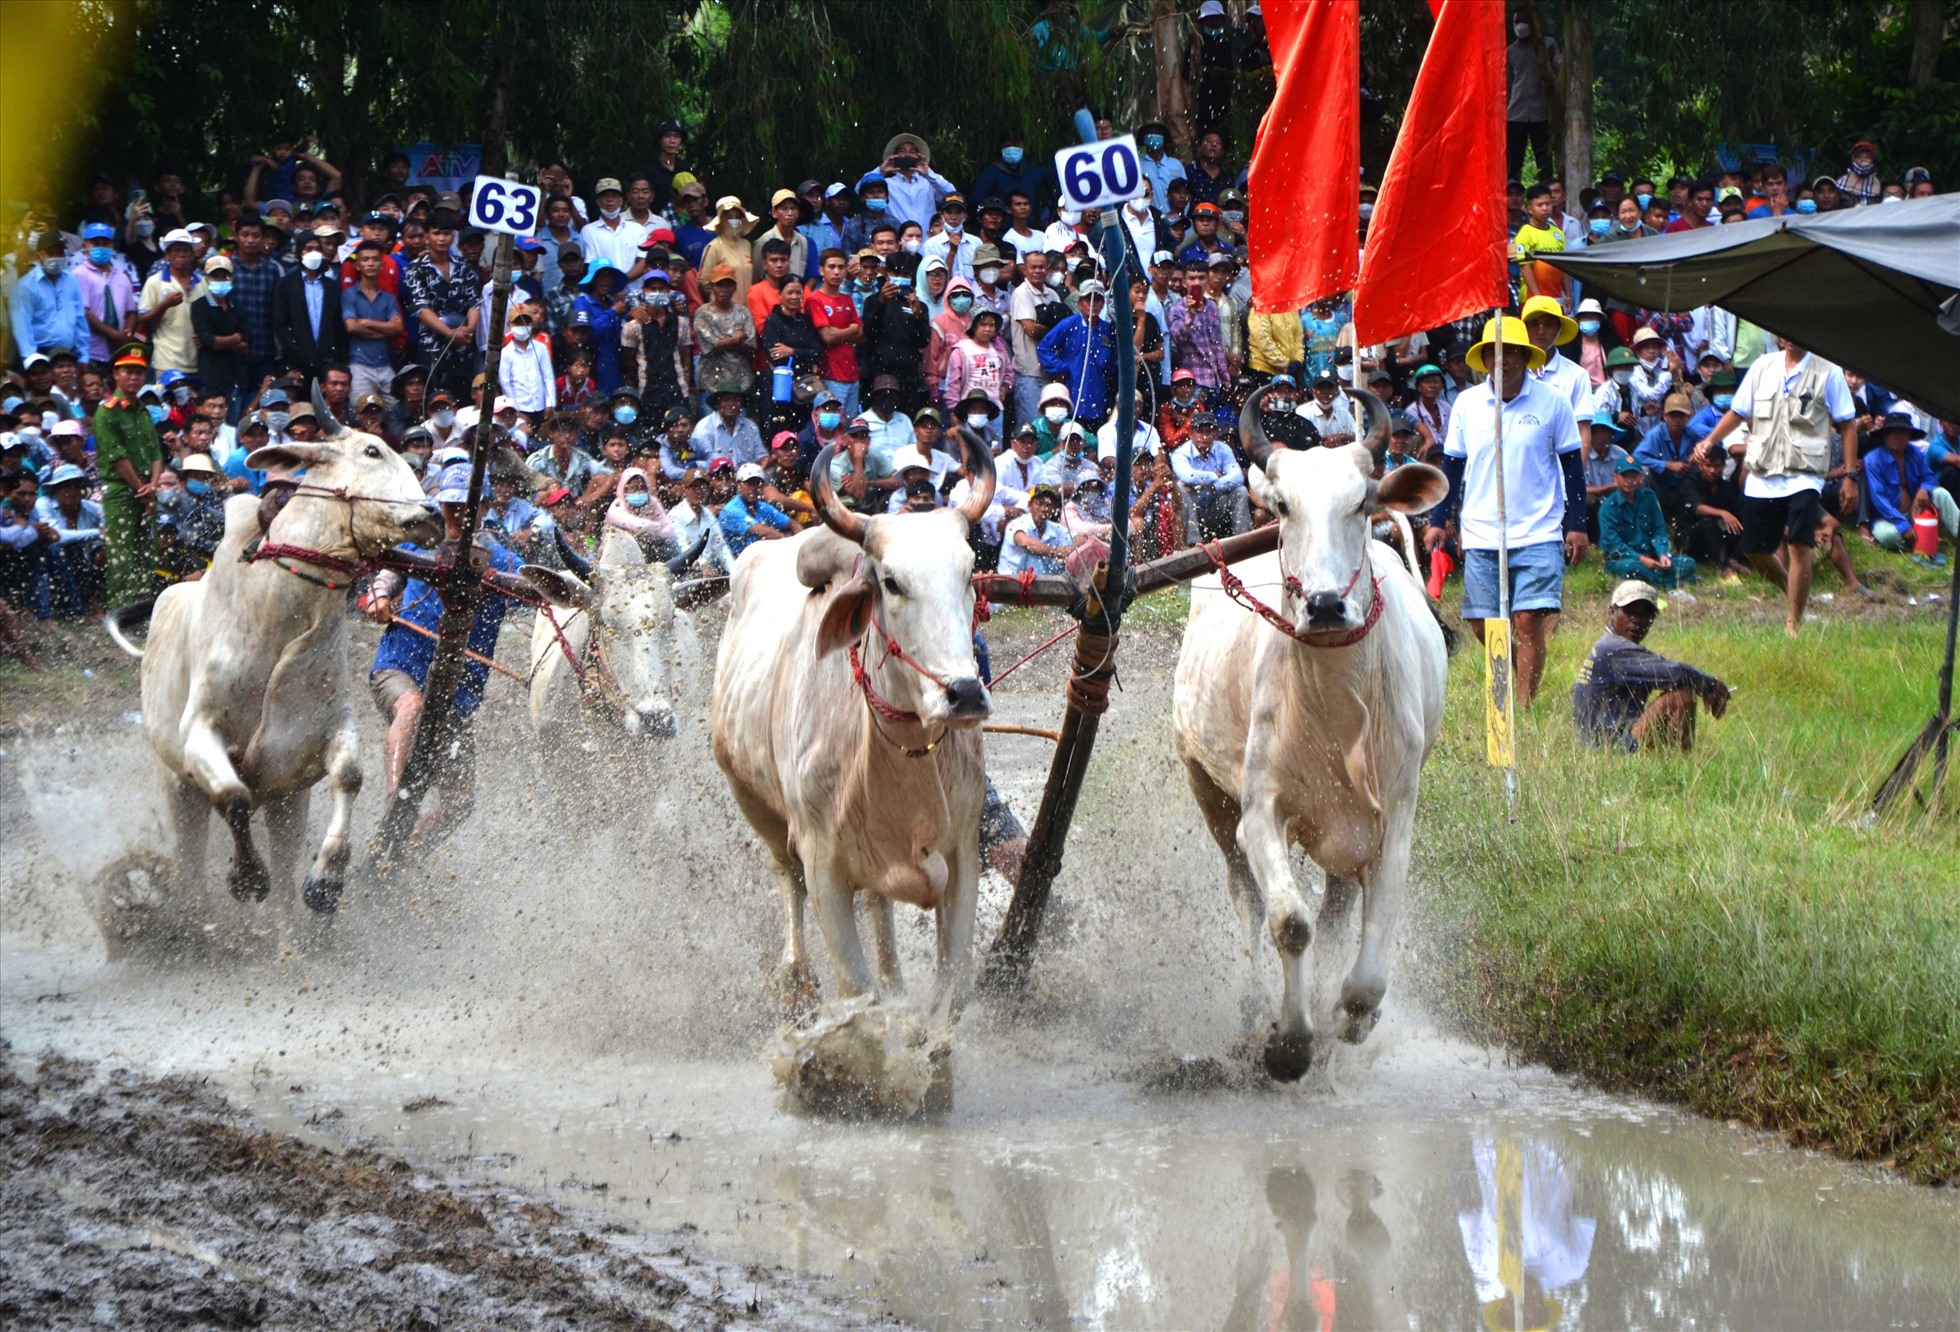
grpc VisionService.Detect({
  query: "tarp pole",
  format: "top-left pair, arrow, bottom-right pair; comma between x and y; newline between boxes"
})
981,113 -> 1137,991
374,229 -> 513,862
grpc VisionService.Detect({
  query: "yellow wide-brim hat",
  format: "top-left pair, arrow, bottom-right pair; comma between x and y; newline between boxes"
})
1519,294 -> 1579,345
1468,315 -> 1549,374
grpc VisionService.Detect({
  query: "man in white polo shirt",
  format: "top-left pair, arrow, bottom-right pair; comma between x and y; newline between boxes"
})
1693,335 -> 1857,637
1431,315 -> 1587,706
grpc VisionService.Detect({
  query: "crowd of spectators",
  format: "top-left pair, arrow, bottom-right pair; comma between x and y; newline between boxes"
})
2,75 -> 1955,686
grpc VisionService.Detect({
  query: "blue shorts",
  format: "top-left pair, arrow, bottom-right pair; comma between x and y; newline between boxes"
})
1461,540 -> 1566,619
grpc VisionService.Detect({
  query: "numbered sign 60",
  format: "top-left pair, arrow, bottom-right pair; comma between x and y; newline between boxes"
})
466,175 -> 542,237
1053,134 -> 1144,212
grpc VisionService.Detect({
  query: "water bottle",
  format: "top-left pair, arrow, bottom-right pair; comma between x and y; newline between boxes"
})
772,361 -> 793,403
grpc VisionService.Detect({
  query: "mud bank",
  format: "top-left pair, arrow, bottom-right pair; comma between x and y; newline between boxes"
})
0,1047 -> 875,1330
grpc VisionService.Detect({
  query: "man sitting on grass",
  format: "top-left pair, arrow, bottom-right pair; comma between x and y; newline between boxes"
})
1573,580 -> 1731,753
1598,457 -> 1695,586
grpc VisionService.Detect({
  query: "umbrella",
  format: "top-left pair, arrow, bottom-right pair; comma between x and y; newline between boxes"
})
1545,195 -> 1960,419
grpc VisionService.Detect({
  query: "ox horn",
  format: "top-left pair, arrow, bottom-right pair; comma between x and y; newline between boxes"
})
554,526 -> 594,580
666,529 -> 710,577
310,380 -> 347,439
1348,385 -> 1391,463
952,425 -> 997,528
1239,384 -> 1275,473
809,442 -> 870,546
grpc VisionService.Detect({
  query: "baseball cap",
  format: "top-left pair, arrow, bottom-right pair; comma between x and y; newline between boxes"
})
594,177 -> 624,195
1311,369 -> 1340,389
540,486 -> 573,506
355,392 -> 386,413
202,254 -> 233,275
1206,250 -> 1235,268
770,430 -> 800,452
432,444 -> 470,466
433,463 -> 481,503
161,227 -> 196,248
1611,579 -> 1661,609
844,416 -> 875,434
1076,279 -> 1108,300
680,467 -> 709,486
1614,456 -> 1646,475
824,182 -> 852,199
179,453 -> 219,475
1662,392 -> 1693,416
709,457 -> 735,474
82,222 -> 116,241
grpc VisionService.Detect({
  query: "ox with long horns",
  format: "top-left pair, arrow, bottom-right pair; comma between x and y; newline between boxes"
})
710,428 -> 998,1030
1170,387 -> 1451,1079
108,385 -> 440,917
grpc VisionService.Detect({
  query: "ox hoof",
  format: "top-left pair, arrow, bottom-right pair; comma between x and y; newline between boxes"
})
775,963 -> 820,1016
228,860 -> 271,903
1335,1002 -> 1381,1046
301,874 -> 343,915
1262,1029 -> 1315,1083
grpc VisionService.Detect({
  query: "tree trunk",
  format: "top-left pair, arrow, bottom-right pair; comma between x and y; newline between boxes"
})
1909,0 -> 1943,91
1560,0 -> 1593,196
1526,5 -> 1564,177
1150,0 -> 1190,147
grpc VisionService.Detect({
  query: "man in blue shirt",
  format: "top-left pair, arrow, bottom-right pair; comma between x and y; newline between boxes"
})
1863,412 -> 1957,558
718,462 -> 794,555
798,183 -> 851,279
364,462 -> 521,846
1037,282 -> 1117,427
10,234 -> 89,361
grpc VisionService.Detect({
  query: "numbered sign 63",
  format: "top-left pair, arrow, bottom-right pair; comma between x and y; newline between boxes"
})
1053,135 -> 1144,212
466,175 -> 542,237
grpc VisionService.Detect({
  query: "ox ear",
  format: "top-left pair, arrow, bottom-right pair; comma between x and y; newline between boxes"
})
1376,462 -> 1450,517
520,563 -> 592,610
245,443 -> 337,473
816,576 -> 876,658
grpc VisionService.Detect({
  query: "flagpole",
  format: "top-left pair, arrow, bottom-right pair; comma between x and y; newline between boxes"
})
1492,309 -> 1519,814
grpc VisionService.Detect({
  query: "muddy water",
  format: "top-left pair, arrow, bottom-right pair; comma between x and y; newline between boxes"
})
4,615 -> 1958,1329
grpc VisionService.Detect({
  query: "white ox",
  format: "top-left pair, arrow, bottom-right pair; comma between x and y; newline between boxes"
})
711,431 -> 997,1027
1171,387 -> 1449,1080
108,390 -> 441,912
520,526 -> 705,742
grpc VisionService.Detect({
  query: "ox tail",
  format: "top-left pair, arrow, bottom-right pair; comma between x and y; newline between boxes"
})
104,598 -> 156,658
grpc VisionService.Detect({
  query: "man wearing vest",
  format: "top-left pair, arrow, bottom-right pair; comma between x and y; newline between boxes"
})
1695,337 -> 1857,637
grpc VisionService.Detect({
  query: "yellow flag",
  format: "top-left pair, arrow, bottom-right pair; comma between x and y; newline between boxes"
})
1484,617 -> 1515,768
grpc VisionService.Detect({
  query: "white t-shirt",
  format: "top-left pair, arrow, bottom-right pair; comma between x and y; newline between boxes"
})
1007,281 -> 1045,377
577,216 -> 649,288
1729,351 -> 1853,499
1096,418 -> 1161,462
1442,376 -> 1583,551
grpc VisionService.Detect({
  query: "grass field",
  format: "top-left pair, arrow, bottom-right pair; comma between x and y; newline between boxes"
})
1412,554 -> 1959,1185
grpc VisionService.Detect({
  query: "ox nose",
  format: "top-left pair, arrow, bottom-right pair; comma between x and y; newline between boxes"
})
944,676 -> 989,718
1306,591 -> 1347,626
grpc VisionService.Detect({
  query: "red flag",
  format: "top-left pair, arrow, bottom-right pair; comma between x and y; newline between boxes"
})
1248,0 -> 1360,314
1350,0 -> 1506,340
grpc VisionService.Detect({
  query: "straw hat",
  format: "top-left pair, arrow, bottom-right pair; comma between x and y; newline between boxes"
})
1466,315 -> 1547,374
1518,294 -> 1578,345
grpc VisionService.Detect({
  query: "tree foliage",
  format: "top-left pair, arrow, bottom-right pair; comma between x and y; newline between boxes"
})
14,0 -> 1959,223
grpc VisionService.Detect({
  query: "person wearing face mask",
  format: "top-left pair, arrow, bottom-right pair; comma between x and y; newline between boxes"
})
1567,298 -> 1619,389
9,234 -> 89,366
189,253 -> 249,410
422,387 -> 465,448
926,276 -> 981,406
966,243 -> 1012,318
1835,139 -> 1883,205
700,196 -> 760,305
945,307 -> 1013,447
577,177 -> 650,290
268,227 -> 347,384
971,131 -> 1056,218
1504,12 -> 1558,182
72,222 -> 138,364
920,194 -> 979,282
496,310 -> 557,414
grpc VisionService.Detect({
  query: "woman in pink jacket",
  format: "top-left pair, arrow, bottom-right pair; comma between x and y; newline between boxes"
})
942,304 -> 1014,449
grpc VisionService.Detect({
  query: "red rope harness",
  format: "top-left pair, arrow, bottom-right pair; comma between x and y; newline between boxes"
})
1203,540 -> 1384,648
849,629 -> 943,758
243,481 -> 424,589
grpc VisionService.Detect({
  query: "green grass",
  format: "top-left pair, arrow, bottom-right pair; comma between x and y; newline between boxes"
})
1416,564 -> 1959,1184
